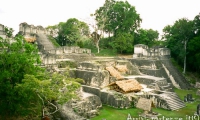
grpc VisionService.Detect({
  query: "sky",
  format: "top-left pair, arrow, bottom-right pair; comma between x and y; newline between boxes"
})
0,0 -> 200,36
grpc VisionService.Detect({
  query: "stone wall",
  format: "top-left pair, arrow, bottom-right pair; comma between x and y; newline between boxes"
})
47,46 -> 91,55
82,85 -> 131,109
0,24 -> 6,39
54,92 -> 102,119
73,69 -> 110,88
81,85 -> 184,111
161,59 -> 190,89
19,22 -> 58,38
129,58 -> 190,89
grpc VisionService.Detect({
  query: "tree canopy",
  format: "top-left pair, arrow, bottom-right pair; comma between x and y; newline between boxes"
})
134,28 -> 159,47
162,17 -> 198,73
57,18 -> 90,46
94,0 -> 141,53
0,27 -> 83,119
95,0 -> 141,36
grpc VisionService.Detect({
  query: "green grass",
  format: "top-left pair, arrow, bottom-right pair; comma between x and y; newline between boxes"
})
91,89 -> 200,120
47,35 -> 60,48
90,48 -> 117,56
91,106 -> 143,120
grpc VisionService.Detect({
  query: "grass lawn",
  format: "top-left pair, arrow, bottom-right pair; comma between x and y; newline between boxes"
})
91,106 -> 143,120
91,89 -> 200,120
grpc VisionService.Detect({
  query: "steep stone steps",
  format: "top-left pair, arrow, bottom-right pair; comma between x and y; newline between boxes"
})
161,92 -> 185,110
161,59 -> 190,89
37,33 -> 55,51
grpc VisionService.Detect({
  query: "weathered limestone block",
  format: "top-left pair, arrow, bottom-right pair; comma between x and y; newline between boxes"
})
115,65 -> 128,74
54,91 -> 102,119
72,92 -> 102,118
82,85 -> 101,97
64,47 -> 72,53
75,69 -> 110,88
117,60 -> 140,75
197,89 -> 200,96
77,62 -> 102,70
48,49 -> 56,54
82,85 -> 132,109
86,49 -> 91,54
195,82 -> 200,89
56,48 -> 63,54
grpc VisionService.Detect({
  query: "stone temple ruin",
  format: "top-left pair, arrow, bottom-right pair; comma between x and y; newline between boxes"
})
0,24 -> 6,39
68,44 -> 190,118
6,22 -> 191,119
0,22 -> 192,119
19,22 -> 92,68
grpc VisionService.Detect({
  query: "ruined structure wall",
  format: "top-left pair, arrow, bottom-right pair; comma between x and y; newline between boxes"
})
0,24 -> 6,39
130,58 -> 190,89
133,44 -> 170,58
82,85 -> 131,109
73,69 -> 110,88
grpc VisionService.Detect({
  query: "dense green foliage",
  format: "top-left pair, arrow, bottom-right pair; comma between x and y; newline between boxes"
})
56,18 -> 90,46
110,32 -> 134,53
134,28 -> 159,47
0,30 -> 41,117
0,28 -> 83,119
163,13 -> 200,73
93,0 -> 142,54
95,0 -> 141,35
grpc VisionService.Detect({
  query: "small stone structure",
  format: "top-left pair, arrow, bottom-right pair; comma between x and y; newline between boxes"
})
54,91 -> 102,119
136,98 -> 154,111
197,89 -> 200,96
197,104 -> 200,115
133,44 -> 170,58
0,24 -> 6,39
19,22 -> 58,43
19,23 -> 92,67
19,22 -> 58,36
195,82 -> 200,88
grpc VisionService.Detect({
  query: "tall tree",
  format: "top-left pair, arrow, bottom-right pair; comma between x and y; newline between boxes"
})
163,18 -> 194,74
95,0 -> 115,35
94,0 -> 141,53
187,13 -> 200,72
105,1 -> 141,35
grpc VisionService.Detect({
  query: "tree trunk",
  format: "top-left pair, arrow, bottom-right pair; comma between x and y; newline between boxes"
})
183,40 -> 187,74
96,40 -> 100,53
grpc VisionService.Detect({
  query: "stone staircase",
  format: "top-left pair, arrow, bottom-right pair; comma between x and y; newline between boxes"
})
161,92 -> 185,111
37,33 -> 55,51
161,59 -> 190,89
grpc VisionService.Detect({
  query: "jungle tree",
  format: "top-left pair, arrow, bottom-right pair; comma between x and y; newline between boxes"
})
0,27 -> 83,119
134,28 -> 159,47
163,18 -> 194,74
57,18 -> 90,46
94,0 -> 142,53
